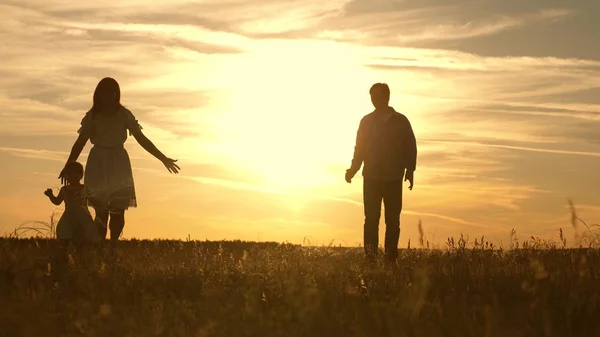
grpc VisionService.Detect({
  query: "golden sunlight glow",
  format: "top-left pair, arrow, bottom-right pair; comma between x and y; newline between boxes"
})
206,40 -> 380,190
5,0 -> 596,248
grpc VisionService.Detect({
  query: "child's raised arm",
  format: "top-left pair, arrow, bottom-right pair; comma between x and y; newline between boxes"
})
44,188 -> 64,206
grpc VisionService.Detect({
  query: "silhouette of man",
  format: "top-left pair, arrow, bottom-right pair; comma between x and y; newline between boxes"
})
345,83 -> 417,263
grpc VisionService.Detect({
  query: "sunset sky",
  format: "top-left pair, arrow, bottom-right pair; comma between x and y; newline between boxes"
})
1,0 -> 599,247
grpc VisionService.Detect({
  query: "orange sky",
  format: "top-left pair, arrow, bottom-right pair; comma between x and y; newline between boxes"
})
1,0 -> 600,247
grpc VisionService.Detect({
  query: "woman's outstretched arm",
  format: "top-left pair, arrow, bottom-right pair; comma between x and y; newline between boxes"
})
131,129 -> 180,173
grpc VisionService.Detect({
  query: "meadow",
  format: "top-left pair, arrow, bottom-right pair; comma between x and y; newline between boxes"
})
1,231 -> 600,337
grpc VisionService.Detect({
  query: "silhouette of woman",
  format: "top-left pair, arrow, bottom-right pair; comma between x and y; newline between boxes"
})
59,77 -> 180,244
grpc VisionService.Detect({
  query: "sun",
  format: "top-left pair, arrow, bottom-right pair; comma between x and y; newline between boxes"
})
207,39 -> 377,190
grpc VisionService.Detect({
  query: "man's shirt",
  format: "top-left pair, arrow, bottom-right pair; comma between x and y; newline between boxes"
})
349,107 -> 417,181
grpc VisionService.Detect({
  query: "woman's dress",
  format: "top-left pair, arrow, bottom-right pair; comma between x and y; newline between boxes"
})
79,107 -> 142,211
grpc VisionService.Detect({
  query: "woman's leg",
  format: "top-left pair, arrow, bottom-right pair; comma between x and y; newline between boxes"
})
108,210 -> 125,243
94,208 -> 110,239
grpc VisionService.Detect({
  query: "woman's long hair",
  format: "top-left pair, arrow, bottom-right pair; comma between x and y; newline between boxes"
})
90,77 -> 124,119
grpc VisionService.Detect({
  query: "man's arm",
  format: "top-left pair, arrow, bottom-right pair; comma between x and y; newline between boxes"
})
404,118 -> 417,173
402,117 -> 417,190
348,119 -> 366,176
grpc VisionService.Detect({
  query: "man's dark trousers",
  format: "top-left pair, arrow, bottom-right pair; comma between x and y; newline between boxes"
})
363,177 -> 403,261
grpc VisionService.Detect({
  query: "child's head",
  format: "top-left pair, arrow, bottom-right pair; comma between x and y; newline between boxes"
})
64,162 -> 84,184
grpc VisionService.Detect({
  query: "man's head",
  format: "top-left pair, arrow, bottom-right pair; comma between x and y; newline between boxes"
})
369,83 -> 390,109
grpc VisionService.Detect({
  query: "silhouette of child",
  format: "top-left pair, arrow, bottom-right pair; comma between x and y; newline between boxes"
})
44,162 -> 100,243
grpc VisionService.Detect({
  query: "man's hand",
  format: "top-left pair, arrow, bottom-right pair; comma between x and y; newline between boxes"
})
405,170 -> 414,190
44,188 -> 53,197
345,169 -> 355,183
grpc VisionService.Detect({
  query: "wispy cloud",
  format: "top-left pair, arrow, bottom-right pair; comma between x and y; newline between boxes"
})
189,175 -> 488,229
308,3 -> 576,45
0,146 -> 159,163
422,139 -> 600,158
394,9 -> 574,43
363,46 -> 600,72
134,169 -> 482,228
0,147 -> 69,162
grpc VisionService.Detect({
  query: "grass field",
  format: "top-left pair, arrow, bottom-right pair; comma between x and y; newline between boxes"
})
1,235 -> 599,337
